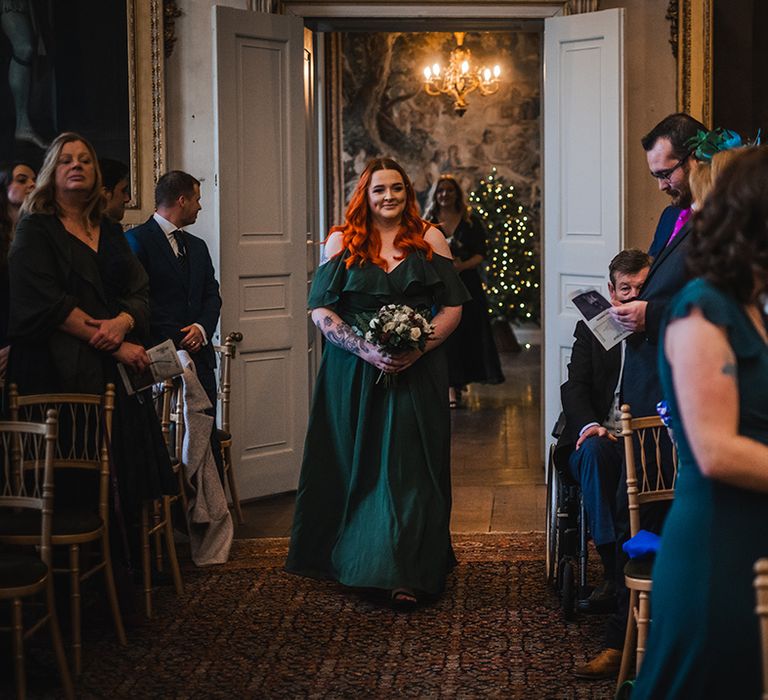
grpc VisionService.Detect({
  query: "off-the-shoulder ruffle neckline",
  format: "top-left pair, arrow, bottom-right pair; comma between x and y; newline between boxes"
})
326,250 -> 453,275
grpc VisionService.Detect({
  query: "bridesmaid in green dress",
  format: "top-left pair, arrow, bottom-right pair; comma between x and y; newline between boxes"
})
633,147 -> 768,698
285,158 -> 469,606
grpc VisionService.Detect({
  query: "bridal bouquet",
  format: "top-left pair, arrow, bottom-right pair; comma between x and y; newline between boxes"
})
354,304 -> 434,386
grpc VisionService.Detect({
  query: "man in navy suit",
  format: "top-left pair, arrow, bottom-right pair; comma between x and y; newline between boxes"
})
575,113 -> 706,680
611,113 -> 705,418
125,171 -> 222,406
646,204 -> 680,259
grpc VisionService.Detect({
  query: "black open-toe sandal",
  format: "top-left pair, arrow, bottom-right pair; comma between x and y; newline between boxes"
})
390,588 -> 418,609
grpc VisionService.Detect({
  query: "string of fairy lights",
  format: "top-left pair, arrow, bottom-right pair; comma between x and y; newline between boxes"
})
469,168 -> 540,325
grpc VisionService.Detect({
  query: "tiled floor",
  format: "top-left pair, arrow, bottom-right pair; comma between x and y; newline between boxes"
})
236,347 -> 544,538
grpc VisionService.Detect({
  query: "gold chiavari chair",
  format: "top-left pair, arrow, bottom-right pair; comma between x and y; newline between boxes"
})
5,384 -> 127,676
755,558 -> 768,700
136,379 -> 185,619
0,409 -> 74,699
213,331 -> 244,525
616,404 -> 678,691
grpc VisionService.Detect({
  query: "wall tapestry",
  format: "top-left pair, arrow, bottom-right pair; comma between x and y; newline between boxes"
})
339,30 -> 541,216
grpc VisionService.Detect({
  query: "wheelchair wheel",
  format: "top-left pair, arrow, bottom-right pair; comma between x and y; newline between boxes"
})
560,558 -> 576,621
545,444 -> 559,585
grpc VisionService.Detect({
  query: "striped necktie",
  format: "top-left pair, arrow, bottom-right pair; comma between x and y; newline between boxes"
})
172,230 -> 186,261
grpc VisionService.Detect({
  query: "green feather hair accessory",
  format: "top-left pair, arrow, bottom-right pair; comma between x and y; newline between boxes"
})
686,127 -> 743,162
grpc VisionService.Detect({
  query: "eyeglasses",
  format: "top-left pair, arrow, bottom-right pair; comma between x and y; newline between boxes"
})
650,152 -> 692,183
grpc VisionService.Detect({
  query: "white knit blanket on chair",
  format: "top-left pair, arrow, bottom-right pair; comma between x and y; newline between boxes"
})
178,350 -> 233,566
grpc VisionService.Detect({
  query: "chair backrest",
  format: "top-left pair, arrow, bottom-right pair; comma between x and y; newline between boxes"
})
213,331 -> 242,433
0,411 -> 58,565
755,558 -> 768,700
620,403 -> 678,538
157,378 -> 185,461
8,384 -> 115,521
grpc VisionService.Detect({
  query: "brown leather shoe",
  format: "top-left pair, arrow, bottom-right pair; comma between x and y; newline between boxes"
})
573,648 -> 622,679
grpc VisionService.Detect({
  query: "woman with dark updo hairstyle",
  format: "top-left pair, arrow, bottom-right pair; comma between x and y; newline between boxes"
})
633,146 -> 768,699
425,174 -> 504,407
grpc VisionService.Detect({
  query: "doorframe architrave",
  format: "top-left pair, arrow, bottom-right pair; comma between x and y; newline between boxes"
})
280,1 -> 582,20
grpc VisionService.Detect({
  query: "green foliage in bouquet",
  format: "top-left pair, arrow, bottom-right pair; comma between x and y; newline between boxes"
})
354,304 -> 433,353
353,304 -> 434,386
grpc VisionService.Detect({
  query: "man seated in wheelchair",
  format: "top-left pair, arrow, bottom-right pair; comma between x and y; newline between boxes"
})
554,249 -> 651,612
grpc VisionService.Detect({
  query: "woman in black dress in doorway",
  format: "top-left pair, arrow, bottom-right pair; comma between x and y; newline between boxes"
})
426,175 -> 504,406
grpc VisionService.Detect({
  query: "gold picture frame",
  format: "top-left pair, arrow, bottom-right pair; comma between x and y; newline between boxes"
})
675,0 -> 712,128
124,0 -> 166,226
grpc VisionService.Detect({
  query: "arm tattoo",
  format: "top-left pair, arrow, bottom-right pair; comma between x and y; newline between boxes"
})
318,314 -> 369,355
721,362 -> 737,378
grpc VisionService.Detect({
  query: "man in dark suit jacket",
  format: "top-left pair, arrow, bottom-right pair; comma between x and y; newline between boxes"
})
646,204 -> 680,259
125,171 -> 222,405
611,113 -> 706,418
576,113 -> 706,680
556,250 -> 651,610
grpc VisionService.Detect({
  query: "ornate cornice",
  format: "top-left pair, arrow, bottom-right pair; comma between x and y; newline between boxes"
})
565,0 -> 599,14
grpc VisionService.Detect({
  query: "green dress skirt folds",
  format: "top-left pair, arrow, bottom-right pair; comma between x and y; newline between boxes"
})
633,279 -> 768,699
285,250 -> 470,595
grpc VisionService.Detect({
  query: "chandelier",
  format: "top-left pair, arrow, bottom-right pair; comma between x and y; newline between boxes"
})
422,32 -> 501,117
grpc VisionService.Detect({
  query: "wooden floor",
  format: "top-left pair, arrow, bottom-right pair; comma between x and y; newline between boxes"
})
235,347 -> 544,538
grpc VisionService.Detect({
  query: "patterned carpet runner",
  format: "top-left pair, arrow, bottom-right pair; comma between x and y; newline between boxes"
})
14,533 -> 615,699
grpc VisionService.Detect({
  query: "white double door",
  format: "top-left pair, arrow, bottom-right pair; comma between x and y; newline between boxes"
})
213,8 -> 625,498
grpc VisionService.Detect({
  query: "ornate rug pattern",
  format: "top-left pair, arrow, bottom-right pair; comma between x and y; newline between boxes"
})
20,533 -> 615,699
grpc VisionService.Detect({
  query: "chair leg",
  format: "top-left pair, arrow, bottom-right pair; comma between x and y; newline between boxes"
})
163,495 -> 184,596
616,588 -> 638,692
100,530 -> 127,645
11,598 -> 25,700
141,503 -> 153,619
177,464 -> 189,515
153,501 -> 163,573
636,590 -> 651,674
68,545 -> 82,676
224,444 -> 244,525
46,577 -> 75,700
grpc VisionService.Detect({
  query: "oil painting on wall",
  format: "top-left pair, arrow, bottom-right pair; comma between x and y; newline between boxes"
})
340,30 -> 541,215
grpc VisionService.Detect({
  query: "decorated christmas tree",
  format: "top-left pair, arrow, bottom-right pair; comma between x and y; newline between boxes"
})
469,169 -> 540,325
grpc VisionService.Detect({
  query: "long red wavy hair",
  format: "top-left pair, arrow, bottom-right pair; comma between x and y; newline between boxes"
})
330,157 -> 432,269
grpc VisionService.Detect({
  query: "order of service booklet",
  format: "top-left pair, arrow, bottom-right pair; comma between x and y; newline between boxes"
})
117,339 -> 184,395
570,288 -> 632,351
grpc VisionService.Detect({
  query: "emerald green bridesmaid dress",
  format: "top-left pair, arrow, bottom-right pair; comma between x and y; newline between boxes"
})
633,278 -> 768,699
285,250 -> 470,595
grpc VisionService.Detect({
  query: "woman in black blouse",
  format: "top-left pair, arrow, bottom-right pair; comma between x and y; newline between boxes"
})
8,132 -> 176,549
